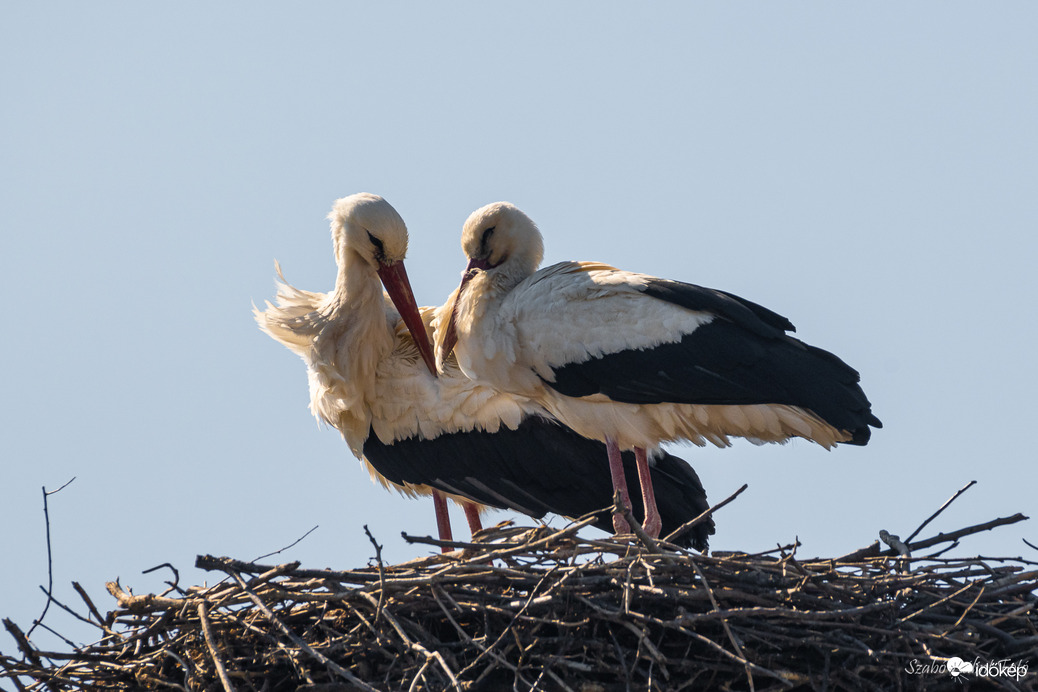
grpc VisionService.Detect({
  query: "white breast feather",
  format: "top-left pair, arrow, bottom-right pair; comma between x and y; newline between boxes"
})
370,304 -> 540,445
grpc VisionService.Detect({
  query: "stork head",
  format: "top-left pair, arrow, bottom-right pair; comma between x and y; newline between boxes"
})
460,202 -> 544,280
327,193 -> 437,376
329,193 -> 410,271
436,202 -> 544,371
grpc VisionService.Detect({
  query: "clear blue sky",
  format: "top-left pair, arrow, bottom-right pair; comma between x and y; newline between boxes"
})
3,3 -> 1035,650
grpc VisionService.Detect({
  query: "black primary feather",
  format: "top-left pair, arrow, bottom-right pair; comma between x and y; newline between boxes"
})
547,278 -> 881,444
362,416 -> 715,550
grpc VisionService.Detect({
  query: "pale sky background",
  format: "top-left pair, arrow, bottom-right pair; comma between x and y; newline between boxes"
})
3,4 -> 1036,652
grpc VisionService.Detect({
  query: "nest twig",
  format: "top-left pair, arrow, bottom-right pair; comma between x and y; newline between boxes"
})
2,510 -> 1035,690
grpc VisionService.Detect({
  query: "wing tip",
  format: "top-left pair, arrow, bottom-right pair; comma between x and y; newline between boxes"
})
841,412 -> 883,446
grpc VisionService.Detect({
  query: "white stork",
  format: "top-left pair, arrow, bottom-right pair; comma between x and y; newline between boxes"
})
256,193 -> 716,550
438,202 -> 882,538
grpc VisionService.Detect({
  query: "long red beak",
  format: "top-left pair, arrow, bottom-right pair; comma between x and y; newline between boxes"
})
377,260 -> 437,377
437,257 -> 491,369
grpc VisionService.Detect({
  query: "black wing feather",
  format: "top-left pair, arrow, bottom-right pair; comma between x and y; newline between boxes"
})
641,278 -> 796,335
548,278 -> 881,444
362,416 -> 715,550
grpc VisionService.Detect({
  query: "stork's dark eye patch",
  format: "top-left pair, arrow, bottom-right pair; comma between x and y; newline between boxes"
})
367,231 -> 385,255
481,226 -> 495,248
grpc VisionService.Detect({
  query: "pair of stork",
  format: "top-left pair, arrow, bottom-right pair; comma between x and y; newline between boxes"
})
256,193 -> 880,551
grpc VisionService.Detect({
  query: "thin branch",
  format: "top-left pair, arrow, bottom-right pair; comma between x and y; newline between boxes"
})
70,582 -> 107,630
33,586 -> 101,638
46,477 -> 78,496
838,513 -> 1029,562
252,525 -> 319,563
27,478 -> 77,638
364,524 -> 386,624
3,618 -> 42,667
905,480 -> 977,544
663,483 -> 748,547
908,514 -> 1029,552
142,563 -> 182,598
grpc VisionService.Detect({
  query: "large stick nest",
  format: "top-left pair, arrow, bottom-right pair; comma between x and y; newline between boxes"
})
2,507 -> 1036,691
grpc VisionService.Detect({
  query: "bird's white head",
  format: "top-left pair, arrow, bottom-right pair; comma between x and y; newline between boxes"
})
328,192 -> 409,272
326,193 -> 437,376
436,203 -> 544,372
460,202 -> 544,281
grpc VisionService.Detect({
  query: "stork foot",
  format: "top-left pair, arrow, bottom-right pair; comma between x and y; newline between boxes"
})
612,511 -> 632,535
642,511 -> 662,539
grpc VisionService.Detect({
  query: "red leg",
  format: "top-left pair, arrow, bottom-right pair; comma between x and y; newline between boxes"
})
635,446 -> 662,538
463,501 -> 483,537
432,490 -> 452,553
607,436 -> 632,534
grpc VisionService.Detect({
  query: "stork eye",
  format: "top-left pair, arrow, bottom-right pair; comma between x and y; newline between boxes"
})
481,226 -> 495,246
367,231 -> 385,255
